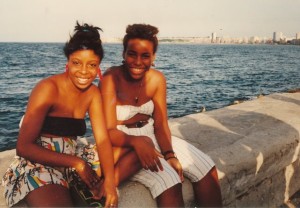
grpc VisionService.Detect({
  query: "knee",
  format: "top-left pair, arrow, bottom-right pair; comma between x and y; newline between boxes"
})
208,166 -> 219,182
197,166 -> 220,187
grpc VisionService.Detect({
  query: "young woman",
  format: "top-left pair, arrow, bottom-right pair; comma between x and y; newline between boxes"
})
2,22 -> 118,207
100,24 -> 223,207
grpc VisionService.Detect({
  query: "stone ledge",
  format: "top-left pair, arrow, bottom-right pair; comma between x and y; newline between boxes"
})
1,92 -> 300,207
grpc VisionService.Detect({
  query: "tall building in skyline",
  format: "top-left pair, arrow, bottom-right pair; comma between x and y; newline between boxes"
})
211,32 -> 217,43
273,32 -> 283,42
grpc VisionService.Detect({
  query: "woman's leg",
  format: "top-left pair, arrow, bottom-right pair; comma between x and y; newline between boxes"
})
156,183 -> 184,207
25,184 -> 73,207
113,147 -> 142,186
193,167 -> 222,207
113,147 -> 186,207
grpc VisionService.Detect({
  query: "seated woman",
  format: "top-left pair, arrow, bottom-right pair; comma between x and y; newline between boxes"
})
100,24 -> 223,207
2,22 -> 118,207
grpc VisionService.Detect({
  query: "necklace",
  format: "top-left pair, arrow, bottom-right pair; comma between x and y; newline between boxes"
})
134,77 -> 144,104
122,64 -> 144,104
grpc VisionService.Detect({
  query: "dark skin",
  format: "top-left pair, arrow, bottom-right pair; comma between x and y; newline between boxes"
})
100,38 -> 222,207
17,50 -> 117,207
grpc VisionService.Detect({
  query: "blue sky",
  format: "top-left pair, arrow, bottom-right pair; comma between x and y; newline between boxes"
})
0,0 -> 299,42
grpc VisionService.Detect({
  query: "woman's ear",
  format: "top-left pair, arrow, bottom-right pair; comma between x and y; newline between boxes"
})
152,54 -> 156,63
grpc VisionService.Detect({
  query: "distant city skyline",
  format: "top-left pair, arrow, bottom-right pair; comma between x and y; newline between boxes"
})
0,0 -> 299,42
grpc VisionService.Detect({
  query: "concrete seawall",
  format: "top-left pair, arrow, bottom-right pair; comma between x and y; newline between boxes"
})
1,92 -> 300,207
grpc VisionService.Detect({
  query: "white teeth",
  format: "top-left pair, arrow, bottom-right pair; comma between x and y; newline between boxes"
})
78,78 -> 89,84
132,68 -> 143,72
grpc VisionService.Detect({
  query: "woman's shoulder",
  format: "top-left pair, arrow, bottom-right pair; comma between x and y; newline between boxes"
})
34,74 -> 61,92
104,66 -> 122,76
147,68 -> 166,82
102,65 -> 123,82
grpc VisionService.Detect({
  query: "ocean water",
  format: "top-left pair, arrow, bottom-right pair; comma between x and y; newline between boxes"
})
0,43 -> 299,151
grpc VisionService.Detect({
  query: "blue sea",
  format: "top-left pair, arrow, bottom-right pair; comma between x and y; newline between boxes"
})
0,43 -> 299,152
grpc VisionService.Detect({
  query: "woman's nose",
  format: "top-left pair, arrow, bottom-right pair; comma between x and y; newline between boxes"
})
80,65 -> 88,73
135,56 -> 142,65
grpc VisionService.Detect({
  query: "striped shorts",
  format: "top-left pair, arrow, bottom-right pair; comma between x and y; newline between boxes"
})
117,121 -> 215,198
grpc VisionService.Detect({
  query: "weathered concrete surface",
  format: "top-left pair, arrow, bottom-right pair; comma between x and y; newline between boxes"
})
1,92 -> 300,207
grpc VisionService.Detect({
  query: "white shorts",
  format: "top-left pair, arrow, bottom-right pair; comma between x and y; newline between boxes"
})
117,118 -> 215,198
130,136 -> 215,198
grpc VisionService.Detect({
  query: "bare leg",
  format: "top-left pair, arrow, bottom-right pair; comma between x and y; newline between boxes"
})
113,147 -> 185,207
12,199 -> 28,207
25,184 -> 73,207
113,148 -> 186,207
193,166 -> 222,207
113,148 -> 142,186
156,183 -> 184,207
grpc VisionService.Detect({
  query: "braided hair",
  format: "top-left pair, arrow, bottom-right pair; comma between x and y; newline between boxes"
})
64,21 -> 104,61
123,24 -> 159,54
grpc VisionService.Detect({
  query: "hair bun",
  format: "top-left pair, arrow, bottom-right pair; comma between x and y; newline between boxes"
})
63,21 -> 104,60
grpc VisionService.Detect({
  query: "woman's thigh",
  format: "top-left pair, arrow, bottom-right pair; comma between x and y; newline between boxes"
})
25,184 -> 73,207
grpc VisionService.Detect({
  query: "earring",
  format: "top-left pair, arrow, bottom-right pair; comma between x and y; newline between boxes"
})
65,64 -> 69,72
122,60 -> 125,64
151,63 -> 155,67
97,68 -> 103,80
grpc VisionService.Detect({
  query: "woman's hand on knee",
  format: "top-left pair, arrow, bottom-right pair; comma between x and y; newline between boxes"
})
132,137 -> 163,172
168,158 -> 184,182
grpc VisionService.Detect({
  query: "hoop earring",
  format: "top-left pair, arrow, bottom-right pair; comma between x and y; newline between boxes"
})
98,67 -> 103,80
65,64 -> 69,72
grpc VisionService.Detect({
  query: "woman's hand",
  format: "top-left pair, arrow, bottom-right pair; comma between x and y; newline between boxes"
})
89,178 -> 118,207
74,160 -> 101,190
167,158 -> 184,182
132,137 -> 163,172
103,179 -> 118,208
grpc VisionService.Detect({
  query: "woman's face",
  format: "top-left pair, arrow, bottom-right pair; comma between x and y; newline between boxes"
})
67,49 -> 100,90
123,38 -> 155,80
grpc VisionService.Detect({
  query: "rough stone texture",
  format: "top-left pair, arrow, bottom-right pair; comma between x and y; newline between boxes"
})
0,92 -> 300,207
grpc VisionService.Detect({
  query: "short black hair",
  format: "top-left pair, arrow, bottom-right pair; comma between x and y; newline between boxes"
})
123,24 -> 159,54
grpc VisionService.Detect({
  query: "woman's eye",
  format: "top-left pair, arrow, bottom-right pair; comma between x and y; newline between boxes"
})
73,61 -> 80,66
127,52 -> 136,57
142,55 -> 150,59
88,63 -> 97,69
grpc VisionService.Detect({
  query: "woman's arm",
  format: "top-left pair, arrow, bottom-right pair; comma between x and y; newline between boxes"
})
17,79 -> 84,170
17,79 -> 103,189
151,71 -> 173,153
100,71 -> 143,147
88,87 -> 117,207
100,70 -> 163,172
152,71 -> 184,181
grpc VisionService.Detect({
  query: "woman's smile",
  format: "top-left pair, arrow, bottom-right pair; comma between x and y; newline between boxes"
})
76,77 -> 91,85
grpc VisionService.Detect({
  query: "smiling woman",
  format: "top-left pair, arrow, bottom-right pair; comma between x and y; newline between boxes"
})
67,50 -> 100,88
100,23 -> 223,207
1,21 -> 118,207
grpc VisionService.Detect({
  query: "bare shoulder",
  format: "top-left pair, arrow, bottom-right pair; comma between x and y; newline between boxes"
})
89,84 -> 102,96
103,66 -> 122,76
26,74 -> 63,109
102,66 -> 123,83
32,74 -> 60,95
147,68 -> 166,83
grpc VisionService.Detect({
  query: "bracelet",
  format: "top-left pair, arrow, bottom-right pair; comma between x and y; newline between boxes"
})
162,150 -> 175,157
165,156 -> 178,161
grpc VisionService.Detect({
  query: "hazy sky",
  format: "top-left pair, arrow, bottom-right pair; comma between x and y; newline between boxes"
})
0,0 -> 299,42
